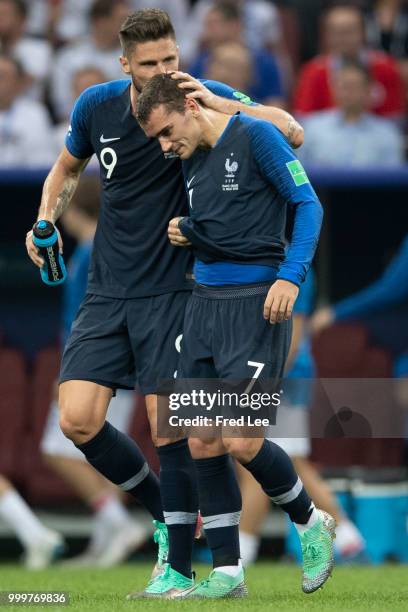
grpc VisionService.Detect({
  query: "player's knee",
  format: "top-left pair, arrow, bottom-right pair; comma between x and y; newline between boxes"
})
188,437 -> 206,458
188,437 -> 222,459
59,403 -> 101,443
59,414 -> 86,443
58,381 -> 111,443
222,437 -> 260,463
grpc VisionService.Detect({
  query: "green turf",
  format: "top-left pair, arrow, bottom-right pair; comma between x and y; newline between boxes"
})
0,562 -> 407,611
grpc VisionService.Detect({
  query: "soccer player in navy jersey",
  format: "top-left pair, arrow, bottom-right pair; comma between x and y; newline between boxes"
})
25,8 -> 304,594
137,74 -> 334,598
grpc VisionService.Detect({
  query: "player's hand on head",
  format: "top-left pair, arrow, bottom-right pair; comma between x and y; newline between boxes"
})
263,279 -> 299,325
310,307 -> 334,335
168,217 -> 191,247
171,71 -> 217,109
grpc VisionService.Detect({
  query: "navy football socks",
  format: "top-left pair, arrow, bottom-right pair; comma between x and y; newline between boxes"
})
194,454 -> 241,568
242,439 -> 313,524
157,439 -> 198,578
76,421 -> 164,522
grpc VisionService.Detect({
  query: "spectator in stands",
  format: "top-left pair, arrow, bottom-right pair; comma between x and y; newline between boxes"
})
184,0 -> 282,64
0,0 -> 52,100
274,0 -> 325,63
26,1 -> 189,49
50,0 -> 129,120
26,0 -> 92,46
40,175 -> 148,567
0,474 -> 64,568
396,42 -> 408,142
189,0 -> 284,106
293,3 -> 405,119
128,0 -> 190,55
298,61 -> 404,166
366,0 -> 408,141
365,0 -> 408,59
54,66 -> 108,154
0,54 -> 55,168
204,42 -> 252,97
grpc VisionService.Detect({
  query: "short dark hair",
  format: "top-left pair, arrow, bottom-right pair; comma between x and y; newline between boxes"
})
71,175 -> 100,220
210,0 -> 241,22
89,0 -> 120,21
119,8 -> 175,57
137,74 -> 189,125
0,0 -> 27,19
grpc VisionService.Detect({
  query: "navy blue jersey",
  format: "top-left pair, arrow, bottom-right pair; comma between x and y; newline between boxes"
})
66,79 -> 190,298
179,113 -> 323,287
65,79 -> 245,298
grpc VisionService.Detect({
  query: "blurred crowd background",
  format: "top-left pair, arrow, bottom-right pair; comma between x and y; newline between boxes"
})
2,0 -> 408,165
0,0 -> 408,569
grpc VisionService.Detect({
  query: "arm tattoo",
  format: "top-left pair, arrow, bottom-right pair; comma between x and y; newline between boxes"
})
54,178 -> 77,218
42,174 -> 79,222
287,118 -> 300,147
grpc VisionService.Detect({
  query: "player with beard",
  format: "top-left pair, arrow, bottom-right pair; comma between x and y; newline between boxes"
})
25,8 -> 304,595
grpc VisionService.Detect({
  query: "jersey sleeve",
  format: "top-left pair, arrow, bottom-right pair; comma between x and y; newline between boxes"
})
293,268 -> 316,316
65,86 -> 97,159
247,119 -> 323,286
334,234 -> 408,320
200,79 -> 257,106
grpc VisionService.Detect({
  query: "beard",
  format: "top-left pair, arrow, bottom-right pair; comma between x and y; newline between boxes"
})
131,74 -> 144,94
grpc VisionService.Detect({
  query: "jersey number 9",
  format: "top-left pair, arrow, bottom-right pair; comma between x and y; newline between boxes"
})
100,147 -> 118,179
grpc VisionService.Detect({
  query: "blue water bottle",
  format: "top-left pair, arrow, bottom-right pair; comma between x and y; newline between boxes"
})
32,220 -> 67,286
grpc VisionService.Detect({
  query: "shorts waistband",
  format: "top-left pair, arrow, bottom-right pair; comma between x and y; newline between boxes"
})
193,282 -> 271,299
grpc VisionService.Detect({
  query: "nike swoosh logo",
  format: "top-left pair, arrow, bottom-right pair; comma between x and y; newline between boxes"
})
187,176 -> 195,188
100,135 -> 121,143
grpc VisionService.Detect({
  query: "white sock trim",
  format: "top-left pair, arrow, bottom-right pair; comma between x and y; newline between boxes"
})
214,560 -> 242,577
239,531 -> 260,566
294,506 -> 320,535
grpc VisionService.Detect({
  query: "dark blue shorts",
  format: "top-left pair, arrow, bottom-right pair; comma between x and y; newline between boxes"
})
60,291 -> 189,394
178,283 -> 292,380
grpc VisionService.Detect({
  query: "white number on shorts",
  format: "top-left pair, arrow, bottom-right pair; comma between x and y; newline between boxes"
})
100,147 -> 118,179
175,334 -> 183,353
244,360 -> 265,394
174,334 -> 183,378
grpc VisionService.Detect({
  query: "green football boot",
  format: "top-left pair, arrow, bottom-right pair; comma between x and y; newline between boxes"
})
150,520 -> 168,579
127,563 -> 194,599
300,510 -> 336,593
177,567 -> 248,599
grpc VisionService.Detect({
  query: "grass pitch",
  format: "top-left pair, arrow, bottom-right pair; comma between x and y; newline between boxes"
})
0,562 -> 407,611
